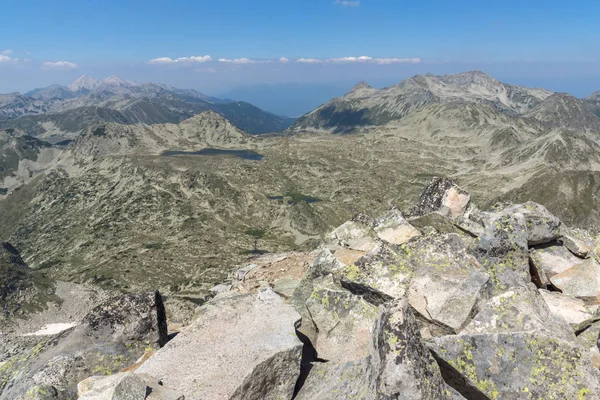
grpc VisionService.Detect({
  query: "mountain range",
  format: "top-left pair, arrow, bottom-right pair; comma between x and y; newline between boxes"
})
0,76 -> 295,141
2,70 -> 600,295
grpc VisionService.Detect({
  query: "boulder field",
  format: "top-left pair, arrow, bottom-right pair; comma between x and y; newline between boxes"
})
3,177 -> 600,399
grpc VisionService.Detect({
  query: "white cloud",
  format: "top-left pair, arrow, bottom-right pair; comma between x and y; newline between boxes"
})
335,0 -> 360,7
0,55 -> 13,63
297,58 -> 323,64
279,57 -> 290,63
295,56 -> 420,64
148,55 -> 212,65
41,61 -> 78,70
374,57 -> 422,64
218,58 -> 256,64
328,56 -> 372,63
1,49 -> 13,55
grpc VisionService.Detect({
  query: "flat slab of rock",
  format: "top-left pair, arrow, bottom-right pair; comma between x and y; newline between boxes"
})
136,289 -> 302,400
550,259 -> 600,302
530,245 -> 582,287
406,234 -> 489,334
305,275 -> 378,362
462,286 -> 575,342
373,208 -> 420,245
325,218 -> 378,252
294,360 -> 374,400
539,289 -> 597,328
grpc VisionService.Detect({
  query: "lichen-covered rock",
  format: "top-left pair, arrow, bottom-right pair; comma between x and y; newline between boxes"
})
405,234 -> 489,335
488,202 -> 561,246
370,299 -> 451,399
429,332 -> 600,400
561,227 -> 596,258
294,359 -> 374,400
412,177 -> 471,219
529,245 -> 582,287
473,212 -> 530,294
577,320 -> 600,352
305,275 -> 378,362
293,248 -> 346,339
325,216 -> 379,252
550,259 -> 600,302
15,386 -> 63,400
462,286 -> 575,342
0,292 -> 167,400
340,244 -> 410,301
136,289 -> 302,400
409,212 -> 469,236
373,208 -> 420,245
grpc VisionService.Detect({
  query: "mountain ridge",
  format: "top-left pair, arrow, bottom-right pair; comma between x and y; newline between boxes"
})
1,76 -> 295,137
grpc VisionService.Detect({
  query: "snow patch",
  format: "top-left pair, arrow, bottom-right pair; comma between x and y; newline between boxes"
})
22,323 -> 77,336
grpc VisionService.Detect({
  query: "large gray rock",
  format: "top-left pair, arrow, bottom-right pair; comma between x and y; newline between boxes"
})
293,248 -> 346,339
462,286 -> 575,342
412,177 -> 471,219
430,332 -> 600,399
473,212 -> 531,294
372,208 -> 421,245
487,202 -> 561,246
77,372 -> 147,400
561,227 -> 596,258
339,244 -> 410,301
540,289 -> 597,329
294,360 -> 374,400
77,372 -> 185,400
550,259 -> 600,302
305,275 -> 378,362
136,289 -> 302,400
529,245 -> 582,287
405,234 -> 490,335
370,299 -> 451,399
325,215 -> 379,252
0,291 -> 167,400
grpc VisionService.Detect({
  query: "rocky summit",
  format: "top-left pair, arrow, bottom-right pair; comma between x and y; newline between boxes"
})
2,179 -> 600,399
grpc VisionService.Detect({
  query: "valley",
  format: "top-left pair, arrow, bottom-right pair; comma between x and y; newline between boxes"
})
2,71 -> 600,297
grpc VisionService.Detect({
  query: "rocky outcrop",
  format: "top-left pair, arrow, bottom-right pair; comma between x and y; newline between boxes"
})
0,291 -> 167,399
0,242 -> 57,320
412,178 -> 471,219
135,289 -> 303,400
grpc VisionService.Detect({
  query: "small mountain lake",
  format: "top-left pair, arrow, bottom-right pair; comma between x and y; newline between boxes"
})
161,148 -> 264,161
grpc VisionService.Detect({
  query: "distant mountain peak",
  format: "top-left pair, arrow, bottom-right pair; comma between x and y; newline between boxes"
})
350,81 -> 373,92
587,90 -> 600,100
102,75 -> 132,87
68,75 -> 99,92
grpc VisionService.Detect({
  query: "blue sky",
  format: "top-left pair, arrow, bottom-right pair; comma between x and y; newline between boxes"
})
1,0 -> 600,102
